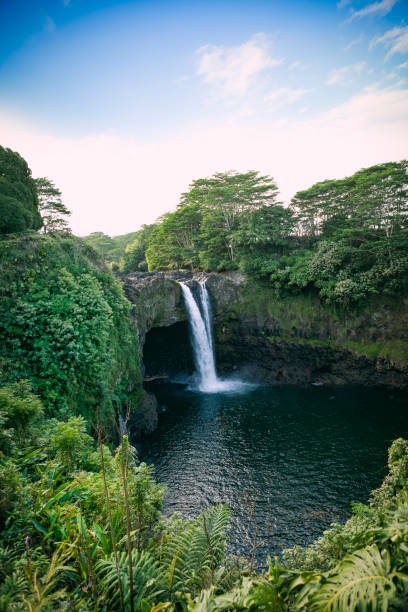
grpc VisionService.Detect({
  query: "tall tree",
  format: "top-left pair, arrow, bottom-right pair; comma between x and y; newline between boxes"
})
290,161 -> 408,253
123,224 -> 157,272
146,204 -> 202,270
0,146 -> 43,234
182,170 -> 281,267
35,177 -> 71,233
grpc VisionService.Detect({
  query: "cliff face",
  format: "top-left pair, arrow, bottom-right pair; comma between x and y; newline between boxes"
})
123,271 -> 408,389
122,272 -> 186,346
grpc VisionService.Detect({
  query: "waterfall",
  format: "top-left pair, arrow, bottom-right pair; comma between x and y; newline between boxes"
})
179,282 -> 218,392
179,281 -> 249,393
198,281 -> 214,354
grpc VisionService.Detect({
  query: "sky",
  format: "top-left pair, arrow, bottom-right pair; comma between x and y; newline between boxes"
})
0,0 -> 407,236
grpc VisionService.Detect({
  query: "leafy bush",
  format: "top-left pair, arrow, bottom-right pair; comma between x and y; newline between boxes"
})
0,233 -> 140,421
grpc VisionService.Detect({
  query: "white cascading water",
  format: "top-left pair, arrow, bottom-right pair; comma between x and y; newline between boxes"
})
179,282 -> 218,392
179,281 -> 249,393
198,281 -> 214,355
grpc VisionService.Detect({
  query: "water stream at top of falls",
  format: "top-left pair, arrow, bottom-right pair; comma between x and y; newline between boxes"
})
179,281 -> 250,393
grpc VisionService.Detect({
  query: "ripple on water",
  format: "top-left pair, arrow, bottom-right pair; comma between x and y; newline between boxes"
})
141,383 -> 408,569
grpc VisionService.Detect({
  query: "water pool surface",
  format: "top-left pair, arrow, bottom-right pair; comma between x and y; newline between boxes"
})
140,383 -> 408,568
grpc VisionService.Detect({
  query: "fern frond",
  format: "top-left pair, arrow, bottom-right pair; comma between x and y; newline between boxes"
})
96,549 -> 165,610
162,505 -> 230,597
300,545 -> 397,612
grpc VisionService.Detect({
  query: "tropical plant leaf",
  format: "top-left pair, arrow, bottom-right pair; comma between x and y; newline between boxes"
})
298,545 -> 397,612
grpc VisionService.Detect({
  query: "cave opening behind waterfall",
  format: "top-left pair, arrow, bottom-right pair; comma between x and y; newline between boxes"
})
143,321 -> 194,379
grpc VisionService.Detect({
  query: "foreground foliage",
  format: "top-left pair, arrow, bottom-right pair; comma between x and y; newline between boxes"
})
1,378 -> 407,610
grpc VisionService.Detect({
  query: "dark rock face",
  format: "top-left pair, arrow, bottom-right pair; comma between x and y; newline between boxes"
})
123,270 -> 408,390
122,272 -> 186,347
215,327 -> 408,388
129,389 -> 159,440
143,321 -> 193,378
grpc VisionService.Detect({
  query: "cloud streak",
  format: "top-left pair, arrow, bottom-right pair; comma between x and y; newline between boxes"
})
327,61 -> 366,85
370,25 -> 408,59
264,87 -> 309,108
348,0 -> 399,21
345,34 -> 364,50
196,33 -> 283,98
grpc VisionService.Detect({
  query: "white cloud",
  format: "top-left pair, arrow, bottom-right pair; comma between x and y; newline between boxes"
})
337,0 -> 352,8
348,0 -> 399,20
288,60 -> 301,70
327,61 -> 366,85
345,34 -> 364,50
397,61 -> 408,69
1,85 -> 407,235
370,26 -> 408,59
264,87 -> 309,108
196,33 -> 283,98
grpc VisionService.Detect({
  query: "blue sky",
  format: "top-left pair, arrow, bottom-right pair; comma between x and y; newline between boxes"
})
1,0 -> 407,234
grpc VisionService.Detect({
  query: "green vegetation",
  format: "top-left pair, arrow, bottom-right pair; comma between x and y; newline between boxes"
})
145,171 -> 291,273
0,382 -> 235,610
35,177 -> 71,233
0,146 -> 43,234
1,146 -> 408,609
0,380 -> 407,610
121,163 -> 408,308
83,231 -> 143,269
0,233 -> 141,422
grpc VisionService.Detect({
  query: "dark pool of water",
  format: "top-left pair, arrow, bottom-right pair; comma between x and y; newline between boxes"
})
140,383 -> 408,568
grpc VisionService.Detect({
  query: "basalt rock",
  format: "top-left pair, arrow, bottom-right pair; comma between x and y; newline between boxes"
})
129,389 -> 159,440
123,270 -> 408,389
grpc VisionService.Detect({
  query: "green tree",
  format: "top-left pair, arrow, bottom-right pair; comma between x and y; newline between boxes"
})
35,177 -> 71,233
49,415 -> 94,472
0,146 -> 43,234
146,204 -> 202,270
184,171 -> 281,266
123,224 -> 157,272
0,380 -> 43,452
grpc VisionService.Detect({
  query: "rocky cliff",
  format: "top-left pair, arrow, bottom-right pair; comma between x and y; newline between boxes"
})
123,271 -> 408,389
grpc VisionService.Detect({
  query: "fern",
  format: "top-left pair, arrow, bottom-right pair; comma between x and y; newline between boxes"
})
163,505 -> 231,597
298,545 -> 397,611
95,549 -> 165,610
21,545 -> 72,612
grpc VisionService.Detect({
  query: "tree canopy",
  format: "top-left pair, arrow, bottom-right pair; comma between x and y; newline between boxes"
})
0,145 -> 43,234
145,170 -> 291,272
127,161 -> 408,307
35,177 -> 71,233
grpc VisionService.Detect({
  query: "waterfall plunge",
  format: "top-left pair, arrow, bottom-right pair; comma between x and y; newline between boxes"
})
179,281 -> 249,393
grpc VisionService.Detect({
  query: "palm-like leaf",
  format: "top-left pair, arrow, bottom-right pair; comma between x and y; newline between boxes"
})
95,549 -> 165,610
163,505 -> 231,596
298,545 -> 397,612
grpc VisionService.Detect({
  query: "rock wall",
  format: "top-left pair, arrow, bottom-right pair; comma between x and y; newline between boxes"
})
123,271 -> 408,389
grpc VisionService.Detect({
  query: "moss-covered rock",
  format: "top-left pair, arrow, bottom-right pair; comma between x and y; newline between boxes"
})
0,233 -> 141,426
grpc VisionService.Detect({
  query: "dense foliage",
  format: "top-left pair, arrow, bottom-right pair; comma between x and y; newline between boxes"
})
2,146 -> 407,609
122,225 -> 157,273
83,232 -> 141,268
1,379 -> 407,610
0,146 -> 43,234
119,163 -> 408,307
0,233 -> 140,422
145,171 -> 290,273
0,382 -> 236,610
